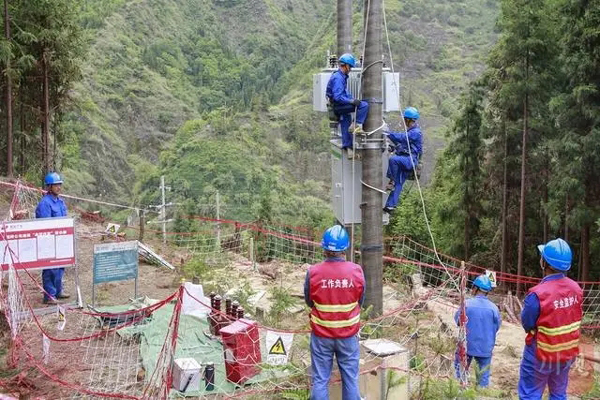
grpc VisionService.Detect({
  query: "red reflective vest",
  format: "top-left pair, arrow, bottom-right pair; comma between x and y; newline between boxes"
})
527,276 -> 583,362
309,260 -> 365,338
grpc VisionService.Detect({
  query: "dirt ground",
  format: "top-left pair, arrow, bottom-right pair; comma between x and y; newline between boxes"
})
2,217 -> 599,399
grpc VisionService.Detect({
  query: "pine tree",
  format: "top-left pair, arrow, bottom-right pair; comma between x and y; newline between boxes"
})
548,0 -> 600,280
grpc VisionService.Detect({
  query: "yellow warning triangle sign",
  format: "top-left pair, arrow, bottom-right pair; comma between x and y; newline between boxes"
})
269,337 -> 286,355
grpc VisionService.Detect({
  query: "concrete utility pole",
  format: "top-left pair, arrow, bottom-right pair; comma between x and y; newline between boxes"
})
216,191 -> 221,249
338,0 -> 354,262
337,0 -> 352,56
360,0 -> 384,316
160,175 -> 167,244
148,178 -> 174,244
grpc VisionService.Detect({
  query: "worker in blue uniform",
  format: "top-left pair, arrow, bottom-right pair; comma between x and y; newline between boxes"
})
518,238 -> 582,400
383,107 -> 423,214
326,53 -> 369,159
36,172 -> 70,305
454,274 -> 501,387
304,226 -> 366,400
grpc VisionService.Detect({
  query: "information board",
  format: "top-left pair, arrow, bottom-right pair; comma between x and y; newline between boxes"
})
93,241 -> 138,284
0,217 -> 76,271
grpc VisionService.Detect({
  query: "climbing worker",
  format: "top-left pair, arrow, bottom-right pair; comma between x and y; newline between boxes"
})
383,106 -> 423,214
454,274 -> 501,388
518,238 -> 583,400
304,225 -> 365,400
36,172 -> 70,305
326,53 -> 369,158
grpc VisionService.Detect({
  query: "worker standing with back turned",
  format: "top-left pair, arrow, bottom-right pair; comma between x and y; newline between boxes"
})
454,274 -> 501,387
304,225 -> 365,400
518,238 -> 583,400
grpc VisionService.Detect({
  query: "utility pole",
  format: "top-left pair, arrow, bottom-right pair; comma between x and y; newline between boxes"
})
360,0 -> 384,315
216,191 -> 221,249
337,0 -> 352,56
338,0 -> 353,262
148,176 -> 174,244
160,175 -> 167,244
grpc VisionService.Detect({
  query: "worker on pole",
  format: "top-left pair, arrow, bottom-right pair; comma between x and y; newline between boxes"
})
304,225 -> 365,400
383,106 -> 423,214
326,53 -> 369,159
454,274 -> 501,387
518,238 -> 582,400
36,172 -> 70,305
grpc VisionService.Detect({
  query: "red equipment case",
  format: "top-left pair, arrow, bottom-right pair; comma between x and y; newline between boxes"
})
219,318 -> 261,384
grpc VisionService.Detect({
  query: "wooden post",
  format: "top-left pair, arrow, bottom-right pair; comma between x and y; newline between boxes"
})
139,210 -> 145,242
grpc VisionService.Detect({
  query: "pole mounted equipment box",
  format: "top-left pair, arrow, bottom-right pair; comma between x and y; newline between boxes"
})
313,68 -> 401,113
331,139 -> 390,225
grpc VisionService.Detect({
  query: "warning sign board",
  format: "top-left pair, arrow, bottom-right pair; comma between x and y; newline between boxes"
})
485,269 -> 497,288
105,223 -> 120,235
266,330 -> 293,365
0,217 -> 76,271
93,241 -> 138,284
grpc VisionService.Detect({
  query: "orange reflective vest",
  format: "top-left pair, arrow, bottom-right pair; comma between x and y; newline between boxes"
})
527,276 -> 583,362
309,260 -> 365,338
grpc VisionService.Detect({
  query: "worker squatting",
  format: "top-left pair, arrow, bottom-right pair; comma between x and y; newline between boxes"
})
305,226 -> 583,400
326,53 -> 423,214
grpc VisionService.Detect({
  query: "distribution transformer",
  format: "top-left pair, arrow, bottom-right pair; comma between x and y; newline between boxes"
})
314,65 -> 400,225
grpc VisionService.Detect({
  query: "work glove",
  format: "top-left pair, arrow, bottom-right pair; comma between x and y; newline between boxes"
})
352,99 -> 361,107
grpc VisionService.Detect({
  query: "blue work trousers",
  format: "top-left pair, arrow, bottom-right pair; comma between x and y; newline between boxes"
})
454,353 -> 492,387
385,154 -> 416,208
518,354 -> 573,400
310,333 -> 361,400
42,268 -> 64,301
334,101 -> 369,149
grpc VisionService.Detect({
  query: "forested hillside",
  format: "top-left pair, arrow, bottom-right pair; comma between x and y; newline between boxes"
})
65,0 -> 498,224
1,0 -> 501,238
401,0 -> 600,282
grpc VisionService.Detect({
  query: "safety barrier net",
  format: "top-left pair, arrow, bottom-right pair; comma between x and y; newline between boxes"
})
0,179 -> 596,398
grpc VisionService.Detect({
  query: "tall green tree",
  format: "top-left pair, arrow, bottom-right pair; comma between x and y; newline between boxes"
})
485,0 -> 560,289
0,0 -> 84,178
442,82 -> 485,260
547,0 -> 600,280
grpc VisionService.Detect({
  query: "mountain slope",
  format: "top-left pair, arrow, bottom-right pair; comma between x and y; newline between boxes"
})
62,0 -> 499,223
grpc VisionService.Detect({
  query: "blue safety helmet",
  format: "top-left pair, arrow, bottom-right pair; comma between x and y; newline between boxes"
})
472,275 -> 493,292
321,225 -> 349,252
537,238 -> 572,271
402,106 -> 420,120
339,53 -> 356,68
44,172 -> 63,186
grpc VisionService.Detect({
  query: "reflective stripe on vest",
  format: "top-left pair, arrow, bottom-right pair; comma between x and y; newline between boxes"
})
310,314 -> 360,328
308,260 -> 364,338
537,338 -> 579,353
313,301 -> 358,313
529,276 -> 583,362
537,320 -> 580,336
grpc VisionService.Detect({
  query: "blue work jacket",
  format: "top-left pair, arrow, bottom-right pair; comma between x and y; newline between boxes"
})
455,294 -> 502,357
35,194 -> 67,218
388,124 -> 423,159
326,70 -> 354,105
